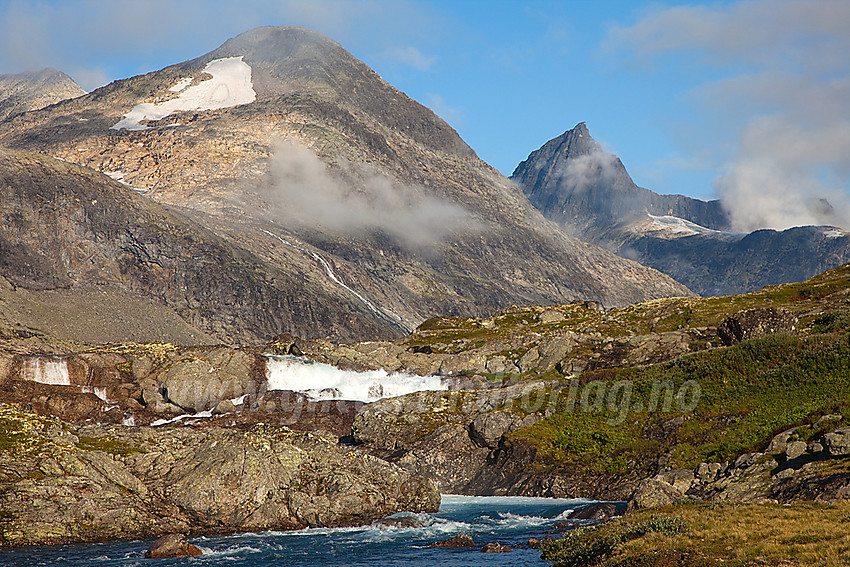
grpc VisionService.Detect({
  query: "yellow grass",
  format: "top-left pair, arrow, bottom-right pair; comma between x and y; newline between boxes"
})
616,502 -> 850,566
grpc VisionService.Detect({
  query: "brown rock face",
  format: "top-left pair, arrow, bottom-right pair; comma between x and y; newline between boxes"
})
429,533 -> 475,548
481,542 -> 513,553
145,534 -> 202,558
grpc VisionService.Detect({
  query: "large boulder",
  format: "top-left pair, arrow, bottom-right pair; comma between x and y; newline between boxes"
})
536,335 -> 577,374
718,308 -> 798,346
569,502 -> 620,520
785,441 -> 808,460
160,348 -> 263,412
766,429 -> 797,454
627,479 -> 683,511
823,427 -> 850,457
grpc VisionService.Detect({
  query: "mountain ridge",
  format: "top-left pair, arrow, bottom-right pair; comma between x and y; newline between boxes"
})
512,122 -> 730,237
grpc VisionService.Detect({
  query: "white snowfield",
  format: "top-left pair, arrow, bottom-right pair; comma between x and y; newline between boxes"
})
168,77 -> 193,93
646,214 -> 744,238
111,56 -> 256,131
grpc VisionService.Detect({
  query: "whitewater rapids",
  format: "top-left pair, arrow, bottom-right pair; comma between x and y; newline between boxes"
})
265,355 -> 447,402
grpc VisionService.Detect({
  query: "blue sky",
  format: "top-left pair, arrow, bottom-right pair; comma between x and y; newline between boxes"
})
1,0 -> 848,230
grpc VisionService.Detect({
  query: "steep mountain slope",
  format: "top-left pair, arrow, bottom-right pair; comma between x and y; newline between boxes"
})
0,27 -> 690,342
512,123 -> 850,296
0,68 -> 85,122
0,149 -> 399,344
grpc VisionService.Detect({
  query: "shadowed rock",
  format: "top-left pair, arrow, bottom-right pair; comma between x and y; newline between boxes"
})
718,307 -> 798,346
429,533 -> 475,548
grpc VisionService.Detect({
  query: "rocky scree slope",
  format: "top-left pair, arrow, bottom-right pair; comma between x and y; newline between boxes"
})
0,26 -> 691,340
511,123 -> 850,296
0,68 -> 85,122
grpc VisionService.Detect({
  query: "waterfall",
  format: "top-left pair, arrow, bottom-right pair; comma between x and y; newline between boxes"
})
265,355 -> 446,403
262,229 -> 411,334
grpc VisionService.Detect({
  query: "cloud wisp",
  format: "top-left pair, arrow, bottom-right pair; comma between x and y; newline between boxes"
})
259,140 -> 478,250
607,0 -> 850,231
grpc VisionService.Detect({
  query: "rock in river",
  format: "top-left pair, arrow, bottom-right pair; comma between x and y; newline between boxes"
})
145,534 -> 202,558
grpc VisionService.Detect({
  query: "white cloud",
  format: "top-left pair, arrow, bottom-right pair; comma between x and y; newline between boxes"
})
260,140 -> 480,249
606,0 -> 850,231
606,0 -> 850,70
383,45 -> 436,71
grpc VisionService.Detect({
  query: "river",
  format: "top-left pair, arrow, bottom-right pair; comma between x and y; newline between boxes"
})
0,495 -> 606,566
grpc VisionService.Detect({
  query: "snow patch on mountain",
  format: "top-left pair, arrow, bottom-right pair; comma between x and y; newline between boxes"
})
111,56 -> 255,131
646,214 -> 743,238
169,77 -> 193,93
104,170 -> 148,194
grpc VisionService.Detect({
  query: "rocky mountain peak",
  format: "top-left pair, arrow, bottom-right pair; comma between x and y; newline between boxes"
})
211,26 -> 346,67
511,122 -> 730,236
200,26 -> 475,159
512,122 -> 604,181
0,31 -> 694,343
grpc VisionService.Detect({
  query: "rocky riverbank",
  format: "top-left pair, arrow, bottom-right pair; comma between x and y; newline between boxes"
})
0,405 -> 439,547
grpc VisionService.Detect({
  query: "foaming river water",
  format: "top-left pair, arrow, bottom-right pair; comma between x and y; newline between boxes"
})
0,495 -> 605,566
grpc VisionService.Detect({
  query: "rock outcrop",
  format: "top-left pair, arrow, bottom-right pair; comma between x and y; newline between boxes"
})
718,307 -> 798,346
481,542 -> 513,553
0,406 -> 439,547
628,423 -> 850,511
429,533 -> 475,548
